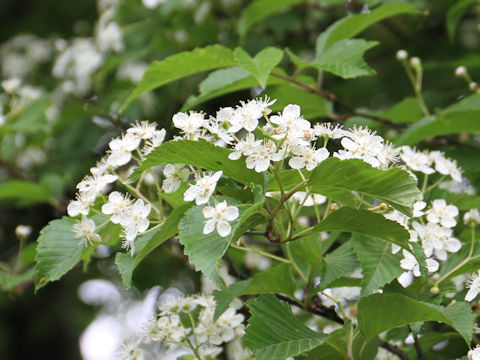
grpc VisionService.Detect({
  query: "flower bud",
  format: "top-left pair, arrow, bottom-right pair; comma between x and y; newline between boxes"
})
455,66 -> 467,77
396,49 -> 408,60
409,57 -> 421,69
470,82 -> 478,92
430,286 -> 440,295
15,225 -> 32,238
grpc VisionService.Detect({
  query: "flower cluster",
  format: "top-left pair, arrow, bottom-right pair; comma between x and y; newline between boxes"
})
144,294 -> 247,360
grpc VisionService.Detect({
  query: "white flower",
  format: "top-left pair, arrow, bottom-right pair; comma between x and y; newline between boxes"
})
184,171 -> 222,205
73,216 -> 101,246
229,99 -> 269,133
270,104 -> 311,135
202,201 -> 239,237
228,133 -> 261,160
172,111 -> 206,139
119,199 -> 151,251
107,133 -> 141,167
2,78 -> 21,93
429,151 -> 462,182
426,199 -> 458,228
413,201 -> 426,218
142,129 -> 166,155
76,173 -> 118,199
67,192 -> 96,217
162,164 -> 189,193
464,209 -> 480,225
438,179 -> 475,194
245,140 -> 284,172
127,120 -> 157,140
101,191 -> 132,224
288,145 -> 329,171
400,249 -> 439,277
414,222 -> 461,261
465,272 -> 480,302
400,146 -> 435,175
313,122 -> 347,139
96,22 -> 124,53
291,191 -> 327,206
468,345 -> 480,360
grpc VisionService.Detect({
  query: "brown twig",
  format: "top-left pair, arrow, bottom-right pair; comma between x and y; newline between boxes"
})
379,341 -> 411,360
270,72 -> 406,129
409,325 -> 426,360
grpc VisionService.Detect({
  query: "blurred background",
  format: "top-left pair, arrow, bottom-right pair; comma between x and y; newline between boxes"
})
1,0 -> 479,358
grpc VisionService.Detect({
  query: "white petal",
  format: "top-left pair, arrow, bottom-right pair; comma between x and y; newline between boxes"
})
255,158 -> 270,173
223,206 -> 239,221
217,220 -> 231,237
203,219 -> 216,234
465,288 -> 478,302
288,156 -> 305,169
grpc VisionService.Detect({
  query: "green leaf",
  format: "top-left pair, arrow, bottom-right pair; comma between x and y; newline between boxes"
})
120,45 -> 237,112
308,158 -> 420,216
130,139 -> 263,186
0,180 -> 53,206
321,240 -> 359,285
382,97 -> 424,124
301,208 -> 410,250
182,70 -> 287,110
396,111 -> 480,145
446,0 -> 479,43
234,47 -> 284,88
243,294 -> 326,360
311,39 -> 378,79
34,217 -> 84,292
179,197 -> 260,286
352,234 -> 403,296
238,0 -> 308,37
213,263 -> 295,320
0,96 -> 49,135
198,66 -> 250,95
316,3 -> 420,54
357,293 -> 474,344
115,205 -> 190,289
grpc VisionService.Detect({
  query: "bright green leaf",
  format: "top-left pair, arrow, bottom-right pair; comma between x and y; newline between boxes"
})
308,158 -> 420,216
396,111 -> 480,145
316,3 -> 420,54
243,294 -> 326,360
34,217 -> 84,292
0,180 -> 53,207
121,45 -> 237,112
382,97 -> 424,124
234,47 -> 284,88
213,263 -> 295,320
311,39 -> 378,79
357,293 -> 474,344
321,240 -> 359,285
130,139 -> 263,186
352,234 -> 403,296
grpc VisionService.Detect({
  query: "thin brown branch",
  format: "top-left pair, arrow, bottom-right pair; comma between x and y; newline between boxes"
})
270,72 -> 406,129
409,325 -> 426,360
379,341 -> 411,360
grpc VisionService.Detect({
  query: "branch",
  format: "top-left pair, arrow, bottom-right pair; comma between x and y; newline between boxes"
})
409,325 -> 426,360
379,341 -> 411,360
270,72 -> 405,129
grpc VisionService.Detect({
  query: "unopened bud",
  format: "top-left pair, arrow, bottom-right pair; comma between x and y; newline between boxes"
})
396,49 -> 408,60
409,57 -> 421,69
430,286 -> 440,295
470,82 -> 478,92
15,225 -> 32,238
455,66 -> 467,77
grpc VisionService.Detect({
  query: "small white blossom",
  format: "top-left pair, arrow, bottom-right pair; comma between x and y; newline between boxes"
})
67,192 -> 96,217
228,98 -> 273,133
172,111 -> 206,139
202,201 -> 239,237
426,199 -> 459,228
468,345 -> 480,360
245,140 -> 284,173
291,191 -> 327,206
162,164 -> 189,193
400,249 -> 439,277
127,120 -> 157,140
289,145 -> 329,170
464,209 -> 480,225
465,272 -> 480,302
73,216 -> 101,246
400,146 -> 435,175
107,133 -> 141,167
119,199 -> 151,252
429,151 -> 462,182
101,191 -> 132,224
142,129 -> 166,155
184,171 -> 222,205
76,173 -> 118,199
